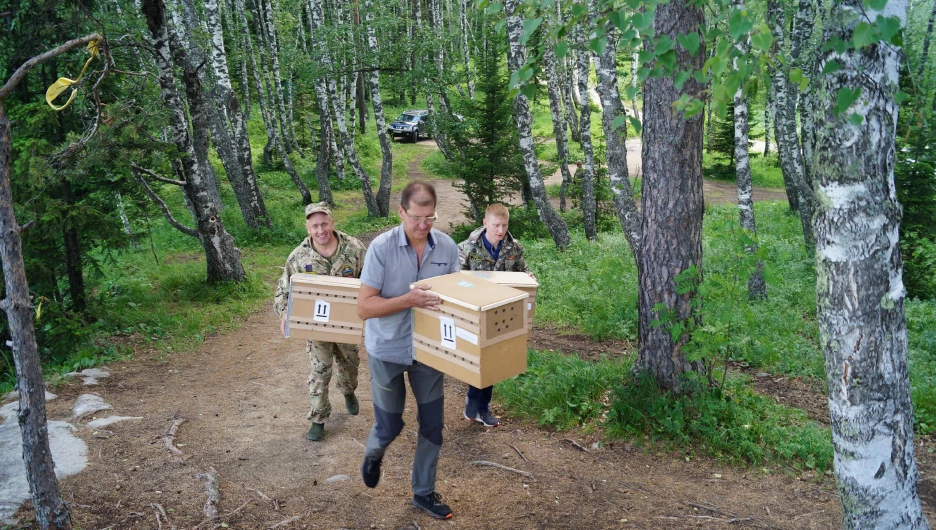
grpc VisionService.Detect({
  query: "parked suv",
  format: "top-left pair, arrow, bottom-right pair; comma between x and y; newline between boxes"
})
388,110 -> 431,142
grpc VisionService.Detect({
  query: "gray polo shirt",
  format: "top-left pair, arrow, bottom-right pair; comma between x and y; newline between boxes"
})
360,224 -> 460,364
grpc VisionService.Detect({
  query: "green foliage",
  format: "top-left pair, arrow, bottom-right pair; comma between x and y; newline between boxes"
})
496,349 -> 631,431
526,232 -> 639,340
908,300 -> 936,433
607,373 -> 833,470
436,26 -> 524,223
703,151 -> 786,189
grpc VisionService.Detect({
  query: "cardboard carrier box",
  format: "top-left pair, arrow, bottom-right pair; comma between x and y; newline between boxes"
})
413,272 -> 529,388
285,274 -> 363,344
459,270 -> 538,328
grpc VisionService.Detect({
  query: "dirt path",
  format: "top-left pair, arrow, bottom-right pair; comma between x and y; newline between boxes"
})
5,142 -> 934,528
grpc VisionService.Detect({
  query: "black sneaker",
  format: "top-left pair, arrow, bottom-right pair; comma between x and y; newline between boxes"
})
412,492 -> 453,519
361,455 -> 382,488
475,410 -> 500,427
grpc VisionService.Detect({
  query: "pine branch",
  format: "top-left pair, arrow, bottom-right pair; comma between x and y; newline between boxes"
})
0,34 -> 102,101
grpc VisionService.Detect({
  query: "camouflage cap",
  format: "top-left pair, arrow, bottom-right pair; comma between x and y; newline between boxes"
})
305,202 -> 332,218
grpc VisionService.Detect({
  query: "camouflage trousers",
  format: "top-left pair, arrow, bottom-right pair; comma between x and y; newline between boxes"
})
307,340 -> 360,423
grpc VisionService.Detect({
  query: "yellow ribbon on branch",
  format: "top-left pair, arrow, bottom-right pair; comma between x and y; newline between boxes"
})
45,40 -> 100,111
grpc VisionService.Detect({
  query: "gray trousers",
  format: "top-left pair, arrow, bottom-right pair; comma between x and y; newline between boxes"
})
364,355 -> 445,496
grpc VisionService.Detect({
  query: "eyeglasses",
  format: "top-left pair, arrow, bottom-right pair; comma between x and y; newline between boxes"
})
405,211 -> 438,225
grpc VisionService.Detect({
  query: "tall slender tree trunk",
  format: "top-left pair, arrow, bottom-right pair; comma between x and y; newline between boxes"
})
170,0 -> 225,213
564,54 -> 581,143
769,0 -> 816,252
634,0 -> 705,392
813,0 -> 928,526
61,180 -> 85,312
144,0 -> 245,282
544,42 -> 573,213
594,24 -> 641,264
259,0 -> 295,153
364,0 -> 393,216
505,0 -> 570,249
731,8 -> 765,300
243,0 -> 312,203
205,0 -> 272,229
460,0 -> 475,98
764,80 -> 772,157
576,24 -> 597,240
917,0 -> 936,82
0,35 -> 102,530
311,0 -> 379,216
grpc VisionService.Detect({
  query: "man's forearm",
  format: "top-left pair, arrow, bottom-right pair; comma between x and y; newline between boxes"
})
358,291 -> 413,320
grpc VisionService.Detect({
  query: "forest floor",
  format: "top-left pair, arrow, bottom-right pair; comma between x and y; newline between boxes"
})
3,141 -> 934,529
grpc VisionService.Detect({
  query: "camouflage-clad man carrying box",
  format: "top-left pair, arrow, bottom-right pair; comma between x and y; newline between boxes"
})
274,202 -> 367,441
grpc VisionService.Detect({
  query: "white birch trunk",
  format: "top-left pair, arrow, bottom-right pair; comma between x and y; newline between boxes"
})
594,23 -> 641,263
504,0 -> 570,248
205,0 -> 272,229
364,0 -> 393,216
460,0 -> 474,99
576,23 -> 597,240
813,0 -> 928,526
259,0 -> 295,153
143,0 -> 245,282
731,8 -> 765,299
544,42 -> 573,213
768,0 -> 816,251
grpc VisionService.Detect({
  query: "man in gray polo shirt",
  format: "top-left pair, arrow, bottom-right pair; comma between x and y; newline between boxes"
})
357,181 -> 460,520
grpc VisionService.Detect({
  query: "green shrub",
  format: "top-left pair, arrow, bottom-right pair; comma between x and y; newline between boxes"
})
497,349 -> 631,431
607,373 -> 833,470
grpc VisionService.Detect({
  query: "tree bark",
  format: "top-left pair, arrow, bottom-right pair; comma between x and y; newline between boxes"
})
0,33 -> 104,530
61,180 -> 86,313
576,23 -> 597,241
813,0 -> 927,526
731,10 -> 765,300
169,0 -> 225,213
364,0 -> 393,217
311,0 -> 379,216
205,0 -> 272,229
143,0 -> 245,282
768,0 -> 816,252
594,24 -> 641,264
258,0 -> 295,153
634,0 -> 705,392
505,0 -> 570,249
543,41 -> 573,213
460,0 -> 475,98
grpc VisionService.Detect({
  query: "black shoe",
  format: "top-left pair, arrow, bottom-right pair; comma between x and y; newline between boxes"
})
361,455 -> 382,488
412,492 -> 453,520
474,410 -> 500,427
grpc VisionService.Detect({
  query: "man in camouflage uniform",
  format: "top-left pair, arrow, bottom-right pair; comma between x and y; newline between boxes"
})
274,202 -> 367,441
457,203 -> 534,428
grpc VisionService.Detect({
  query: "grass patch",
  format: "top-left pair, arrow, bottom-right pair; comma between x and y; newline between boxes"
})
703,150 -> 786,189
497,349 -> 631,432
607,374 -> 833,470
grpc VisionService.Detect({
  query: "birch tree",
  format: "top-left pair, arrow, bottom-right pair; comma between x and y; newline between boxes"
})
593,23 -> 641,263
768,0 -> 816,251
576,22 -> 598,240
364,0 -> 394,216
311,0 -> 380,216
731,0 -> 765,299
205,0 -> 272,229
633,0 -> 706,392
504,0 -> 570,249
543,39 -> 573,212
140,0 -> 245,282
812,0 -> 928,525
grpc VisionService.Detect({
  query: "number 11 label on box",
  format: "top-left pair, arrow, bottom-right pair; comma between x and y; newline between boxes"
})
314,299 -> 331,322
439,316 -> 456,349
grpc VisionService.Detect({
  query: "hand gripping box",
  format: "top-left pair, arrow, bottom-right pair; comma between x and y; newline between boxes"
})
412,272 -> 529,388
459,270 -> 538,328
285,274 -> 363,344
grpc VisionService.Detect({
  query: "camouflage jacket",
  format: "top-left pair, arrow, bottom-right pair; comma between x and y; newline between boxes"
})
273,230 -> 366,316
457,226 -> 530,273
